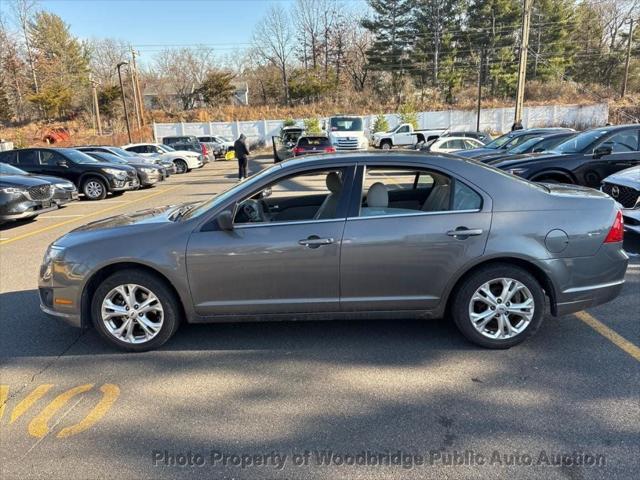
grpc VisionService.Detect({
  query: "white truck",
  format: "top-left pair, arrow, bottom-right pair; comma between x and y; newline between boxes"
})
326,115 -> 369,151
372,123 -> 446,150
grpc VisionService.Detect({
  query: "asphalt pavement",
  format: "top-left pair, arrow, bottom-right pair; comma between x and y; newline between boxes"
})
1,154 -> 638,480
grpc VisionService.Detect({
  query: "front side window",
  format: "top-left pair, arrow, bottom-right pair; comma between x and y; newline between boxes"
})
357,166 -> 482,217
397,125 -> 410,133
234,168 -> 348,225
599,130 -> 639,153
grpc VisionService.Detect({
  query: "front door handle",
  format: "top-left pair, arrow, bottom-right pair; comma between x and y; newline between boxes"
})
447,228 -> 483,238
298,236 -> 334,248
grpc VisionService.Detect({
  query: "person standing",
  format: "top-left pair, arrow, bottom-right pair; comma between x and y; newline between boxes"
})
234,133 -> 250,180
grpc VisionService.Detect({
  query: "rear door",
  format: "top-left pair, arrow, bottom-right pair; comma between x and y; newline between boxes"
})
339,162 -> 492,312
15,149 -> 41,173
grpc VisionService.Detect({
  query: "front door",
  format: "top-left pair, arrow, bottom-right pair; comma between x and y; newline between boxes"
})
340,164 -> 491,312
186,166 -> 354,316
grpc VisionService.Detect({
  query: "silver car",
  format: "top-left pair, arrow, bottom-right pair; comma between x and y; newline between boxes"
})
39,153 -> 628,351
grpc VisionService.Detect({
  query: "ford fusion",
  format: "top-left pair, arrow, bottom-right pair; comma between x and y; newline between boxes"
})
39,153 -> 628,351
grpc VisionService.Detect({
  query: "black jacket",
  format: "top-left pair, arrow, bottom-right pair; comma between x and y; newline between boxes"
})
234,138 -> 250,160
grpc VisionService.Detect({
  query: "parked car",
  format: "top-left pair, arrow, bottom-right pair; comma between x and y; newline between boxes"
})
454,128 -> 575,159
473,132 -> 577,163
272,126 -> 305,162
372,123 -> 446,150
123,143 -> 203,174
39,152 -> 627,352
84,151 -> 164,188
489,125 -> 640,187
76,146 -> 174,177
0,162 -> 78,207
419,136 -> 485,153
441,131 -> 493,144
602,165 -> 640,235
161,135 -> 209,166
0,148 -> 139,200
293,134 -> 336,156
0,163 -> 58,222
198,136 -> 234,159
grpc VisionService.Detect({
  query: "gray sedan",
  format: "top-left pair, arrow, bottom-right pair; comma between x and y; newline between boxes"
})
39,153 -> 628,351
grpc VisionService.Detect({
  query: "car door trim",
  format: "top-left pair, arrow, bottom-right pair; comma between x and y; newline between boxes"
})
233,217 -> 346,229
345,209 -> 481,222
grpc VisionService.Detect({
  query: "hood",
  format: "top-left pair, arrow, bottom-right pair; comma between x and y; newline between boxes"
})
90,161 -> 136,172
70,204 -> 178,233
489,152 -> 568,169
603,166 -> 640,189
29,174 -> 74,186
454,147 -> 500,158
0,175 -> 52,188
329,131 -> 365,138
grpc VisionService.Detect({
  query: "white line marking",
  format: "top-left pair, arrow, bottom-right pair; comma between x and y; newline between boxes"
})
38,214 -> 86,218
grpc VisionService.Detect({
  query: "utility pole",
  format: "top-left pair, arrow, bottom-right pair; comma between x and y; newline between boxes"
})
514,0 -> 534,126
533,12 -> 543,78
129,49 -> 142,130
117,62 -> 132,143
476,47 -> 485,132
90,74 -> 102,136
621,18 -> 634,99
131,47 -> 146,126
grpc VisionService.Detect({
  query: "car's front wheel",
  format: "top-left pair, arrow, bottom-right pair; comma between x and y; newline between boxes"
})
82,177 -> 107,200
452,264 -> 545,348
174,159 -> 188,174
91,270 -> 181,351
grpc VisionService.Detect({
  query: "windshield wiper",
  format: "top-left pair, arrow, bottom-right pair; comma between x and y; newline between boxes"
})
169,203 -> 198,221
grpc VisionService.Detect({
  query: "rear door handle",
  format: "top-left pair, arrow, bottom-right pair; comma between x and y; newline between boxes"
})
298,236 -> 334,248
447,228 -> 483,237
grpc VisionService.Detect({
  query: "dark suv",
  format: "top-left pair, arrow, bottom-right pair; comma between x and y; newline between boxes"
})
0,148 -> 139,200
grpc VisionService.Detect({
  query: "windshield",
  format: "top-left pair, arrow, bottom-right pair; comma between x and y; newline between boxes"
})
0,163 -> 27,175
181,164 -> 282,220
109,146 -> 139,158
61,149 -> 100,164
330,117 -> 363,132
508,136 -> 544,154
158,145 -> 174,152
483,133 -> 515,149
551,129 -> 609,154
216,136 -> 231,142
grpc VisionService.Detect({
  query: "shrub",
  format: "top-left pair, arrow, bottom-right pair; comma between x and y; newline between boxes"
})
303,117 -> 322,133
372,114 -> 389,132
398,103 -> 418,129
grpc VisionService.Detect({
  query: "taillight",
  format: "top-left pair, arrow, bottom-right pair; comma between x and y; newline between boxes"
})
604,210 -> 624,243
324,146 -> 336,153
201,144 -> 208,156
293,147 -> 304,155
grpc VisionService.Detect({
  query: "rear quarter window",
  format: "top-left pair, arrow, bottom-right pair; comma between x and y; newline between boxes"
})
453,181 -> 483,210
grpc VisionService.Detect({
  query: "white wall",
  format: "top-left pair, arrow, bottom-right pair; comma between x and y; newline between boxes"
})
153,103 -> 609,145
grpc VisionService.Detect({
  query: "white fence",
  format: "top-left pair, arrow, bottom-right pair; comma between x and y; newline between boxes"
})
153,103 -> 608,146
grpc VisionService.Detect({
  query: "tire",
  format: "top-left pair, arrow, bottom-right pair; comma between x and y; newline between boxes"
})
451,264 -> 545,349
91,269 -> 182,352
174,159 -> 188,174
82,177 -> 107,201
381,141 -> 392,150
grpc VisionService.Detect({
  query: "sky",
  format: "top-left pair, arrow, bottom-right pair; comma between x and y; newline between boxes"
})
0,0 -> 305,63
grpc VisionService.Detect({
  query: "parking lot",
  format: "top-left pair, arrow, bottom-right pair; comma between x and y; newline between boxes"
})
1,154 -> 639,480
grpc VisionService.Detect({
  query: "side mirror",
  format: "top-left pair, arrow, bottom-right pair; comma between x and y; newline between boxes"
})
593,145 -> 612,158
56,159 -> 68,167
217,210 -> 234,231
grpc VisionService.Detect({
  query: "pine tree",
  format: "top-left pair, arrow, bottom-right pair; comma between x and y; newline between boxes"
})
362,0 -> 416,103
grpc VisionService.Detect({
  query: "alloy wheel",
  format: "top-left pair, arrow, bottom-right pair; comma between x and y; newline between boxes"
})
85,180 -> 104,199
468,277 -> 534,340
101,283 -> 164,344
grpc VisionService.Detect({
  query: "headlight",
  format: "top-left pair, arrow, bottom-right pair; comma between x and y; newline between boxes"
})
102,168 -> 127,178
506,168 -> 528,176
43,244 -> 65,264
54,182 -> 74,189
141,167 -> 156,174
0,187 -> 26,194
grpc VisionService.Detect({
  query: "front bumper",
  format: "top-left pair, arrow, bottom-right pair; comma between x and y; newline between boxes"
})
138,171 -> 161,186
0,192 -> 58,220
110,177 -> 139,191
39,287 -> 82,328
53,188 -> 79,206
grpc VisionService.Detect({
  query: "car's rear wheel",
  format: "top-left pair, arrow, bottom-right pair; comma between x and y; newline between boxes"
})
91,270 -> 181,351
174,159 -> 188,174
82,177 -> 107,200
452,264 -> 545,348
381,141 -> 392,150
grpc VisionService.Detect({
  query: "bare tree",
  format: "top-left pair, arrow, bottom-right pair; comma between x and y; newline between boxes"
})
87,38 -> 130,87
10,0 -> 39,94
295,0 -> 323,70
252,5 -> 294,104
343,19 -> 372,92
153,46 -> 215,110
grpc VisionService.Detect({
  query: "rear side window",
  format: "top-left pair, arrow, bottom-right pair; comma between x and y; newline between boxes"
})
127,145 -> 145,153
18,150 -> 39,165
453,181 -> 483,210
